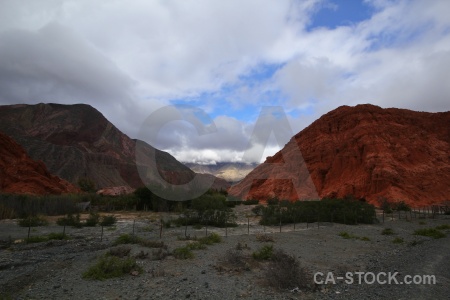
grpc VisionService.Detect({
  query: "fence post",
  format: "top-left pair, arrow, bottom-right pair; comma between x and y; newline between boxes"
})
159,221 -> 162,239
27,218 -> 31,241
132,219 -> 135,236
205,223 -> 208,237
100,226 -> 103,242
382,210 -> 384,223
247,217 -> 250,235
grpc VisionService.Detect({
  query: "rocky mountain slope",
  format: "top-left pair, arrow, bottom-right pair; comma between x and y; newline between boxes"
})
0,103 -> 229,193
185,162 -> 258,183
0,131 -> 79,195
229,104 -> 450,206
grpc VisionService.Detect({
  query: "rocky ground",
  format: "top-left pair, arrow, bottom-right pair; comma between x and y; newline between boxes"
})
0,209 -> 449,300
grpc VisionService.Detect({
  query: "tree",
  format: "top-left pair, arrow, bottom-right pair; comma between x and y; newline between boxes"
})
77,177 -> 96,193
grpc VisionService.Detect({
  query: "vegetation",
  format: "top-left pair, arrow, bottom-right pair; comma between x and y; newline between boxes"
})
435,224 -> 450,230
77,177 -> 96,193
113,234 -> 167,249
57,213 -> 82,228
82,255 -> 142,280
392,237 -> 404,244
243,199 -> 259,205
379,198 -> 411,212
173,246 -> 194,259
25,232 -> 69,243
265,249 -> 310,290
381,228 -> 395,235
255,234 -> 275,242
0,194 -> 79,219
252,245 -> 274,260
84,212 -> 100,227
99,215 -> 117,226
338,232 -> 370,241
258,198 -> 376,226
414,228 -> 446,239
18,215 -> 48,227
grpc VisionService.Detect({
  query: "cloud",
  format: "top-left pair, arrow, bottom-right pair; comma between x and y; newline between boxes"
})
0,0 -> 449,165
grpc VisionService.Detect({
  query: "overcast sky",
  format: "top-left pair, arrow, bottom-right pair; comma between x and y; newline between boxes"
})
0,0 -> 449,164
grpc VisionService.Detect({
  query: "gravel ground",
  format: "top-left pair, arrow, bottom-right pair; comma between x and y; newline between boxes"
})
0,210 -> 449,300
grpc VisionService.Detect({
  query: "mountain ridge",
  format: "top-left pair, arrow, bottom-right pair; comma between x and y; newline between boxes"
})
229,104 -> 450,206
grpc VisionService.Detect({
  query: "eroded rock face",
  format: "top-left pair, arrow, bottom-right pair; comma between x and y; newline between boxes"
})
229,104 -> 450,207
0,103 -> 195,189
0,131 -> 79,195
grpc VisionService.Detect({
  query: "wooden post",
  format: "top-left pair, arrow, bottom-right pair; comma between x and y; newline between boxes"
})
132,219 -> 135,236
159,221 -> 162,239
225,225 -> 227,237
382,210 -> 385,223
100,226 -> 103,242
27,221 -> 31,241
63,225 -> 66,236
205,223 -> 208,236
184,220 -> 187,238
247,217 -> 250,235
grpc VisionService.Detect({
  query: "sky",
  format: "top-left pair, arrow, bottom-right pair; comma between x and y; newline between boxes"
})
0,0 -> 449,164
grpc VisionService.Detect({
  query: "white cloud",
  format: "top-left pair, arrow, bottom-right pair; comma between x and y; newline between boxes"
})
0,0 -> 449,164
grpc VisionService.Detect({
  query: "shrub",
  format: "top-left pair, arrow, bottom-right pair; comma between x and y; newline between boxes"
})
251,205 -> 264,216
84,212 -> 100,227
252,245 -> 274,260
100,215 -> 117,227
414,228 -> 446,239
392,237 -> 404,244
435,224 -> 450,230
25,233 -> 68,243
152,248 -> 169,260
243,199 -> 259,205
186,242 -> 207,250
198,232 -> 221,245
57,214 -> 82,228
360,236 -> 371,241
224,248 -> 248,269
265,249 -> 310,290
381,228 -> 394,235
256,234 -> 275,243
113,234 -> 141,245
109,246 -> 131,258
419,221 -> 426,225
173,246 -> 194,259
82,255 -> 142,280
18,215 -> 48,227
408,240 -> 424,247
134,250 -> 149,259
338,232 -> 353,239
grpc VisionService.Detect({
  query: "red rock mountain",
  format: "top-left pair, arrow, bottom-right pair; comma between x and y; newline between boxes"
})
229,104 -> 450,207
0,131 -> 79,194
0,103 -> 229,193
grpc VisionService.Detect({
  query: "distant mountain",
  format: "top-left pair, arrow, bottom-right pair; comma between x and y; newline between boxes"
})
0,103 -> 229,194
229,104 -> 450,207
0,130 -> 79,195
185,162 -> 258,183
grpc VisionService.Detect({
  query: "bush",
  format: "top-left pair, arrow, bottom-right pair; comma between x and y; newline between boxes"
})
265,249 -> 310,290
392,237 -> 404,244
224,248 -> 247,268
198,232 -> 221,245
435,224 -> 450,230
338,232 -> 368,241
25,233 -> 69,243
381,228 -> 395,235
173,246 -> 194,259
82,255 -> 142,280
114,234 -> 141,245
85,212 -> 100,227
100,215 -> 117,227
256,234 -> 275,243
18,215 -> 48,227
252,245 -> 274,260
109,246 -> 131,258
243,199 -> 259,205
259,198 -> 376,226
414,228 -> 446,239
57,214 -> 82,228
